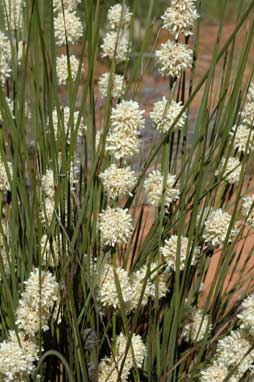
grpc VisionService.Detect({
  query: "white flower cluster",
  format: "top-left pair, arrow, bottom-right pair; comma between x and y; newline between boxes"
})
0,221 -> 10,278
160,235 -> 199,271
54,9 -> 83,46
0,269 -> 59,381
242,194 -> 254,226
161,0 -> 199,38
106,100 -> 145,160
237,293 -> 254,336
215,156 -> 241,184
101,30 -> 129,64
230,124 -> 254,154
98,332 -> 146,382
150,97 -> 187,133
0,161 -> 12,191
101,4 -> 132,63
98,72 -> 125,99
4,0 -> 23,30
40,234 -> 60,267
202,208 -> 238,247
51,106 -> 86,143
144,170 -> 180,207
107,4 -> 132,30
97,263 -> 168,312
56,54 -> 81,85
16,268 -> 59,336
0,31 -> 12,84
99,164 -> 136,199
53,0 -> 81,11
155,40 -> 193,79
41,169 -> 55,199
0,331 -> 38,382
182,306 -> 211,343
99,207 -> 133,246
200,330 -> 254,381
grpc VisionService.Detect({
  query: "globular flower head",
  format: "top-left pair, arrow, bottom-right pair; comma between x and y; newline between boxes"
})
99,164 -> 136,199
0,32 -> 12,84
16,268 -> 60,336
202,208 -> 238,247
41,169 -> 55,198
155,40 -> 192,78
107,4 -> 132,30
114,332 -> 146,371
101,31 -> 129,63
51,106 -> 86,143
230,124 -> 254,154
40,197 -> 55,225
97,264 -> 133,310
242,194 -> 254,226
150,97 -> 187,133
241,101 -> 254,127
237,293 -> 254,336
0,332 -> 36,382
53,0 -> 81,11
106,129 -> 140,160
98,72 -> 125,99
200,362 -> 235,382
160,235 -> 198,271
182,306 -> 211,343
54,9 -> 83,46
56,54 -> 82,85
215,330 -> 254,377
215,156 -> 241,184
144,170 -> 180,207
4,0 -> 23,30
161,1 -> 199,38
111,100 -> 145,133
99,207 -> 133,246
0,161 -> 12,191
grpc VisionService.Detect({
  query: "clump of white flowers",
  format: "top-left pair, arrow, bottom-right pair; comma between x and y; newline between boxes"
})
99,207 -> 133,246
41,234 -> 59,267
16,268 -> 59,336
41,169 -> 55,199
40,194 -> 55,225
155,40 -> 193,79
54,9 -> 83,46
160,235 -> 198,271
161,0 -> 199,38
144,170 -> 180,207
51,106 -> 86,143
215,156 -> 241,184
0,31 -> 11,84
112,100 -> 144,132
98,332 -> 146,382
242,194 -> 254,226
230,124 -> 254,154
107,4 -> 132,30
106,100 -> 144,160
99,164 -> 136,199
0,221 -> 10,278
53,0 -> 81,11
98,72 -> 125,99
101,31 -> 129,63
106,128 -> 140,160
237,293 -> 254,336
56,54 -> 81,85
200,362 -> 234,382
215,330 -> 254,377
182,306 -> 211,343
202,208 -> 238,247
98,264 -> 133,310
4,0 -> 23,30
0,161 -> 12,191
0,332 -> 37,382
150,97 -> 187,133
241,100 -> 254,127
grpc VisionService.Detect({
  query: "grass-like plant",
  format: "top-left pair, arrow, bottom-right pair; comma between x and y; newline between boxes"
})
1,0 -> 254,381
